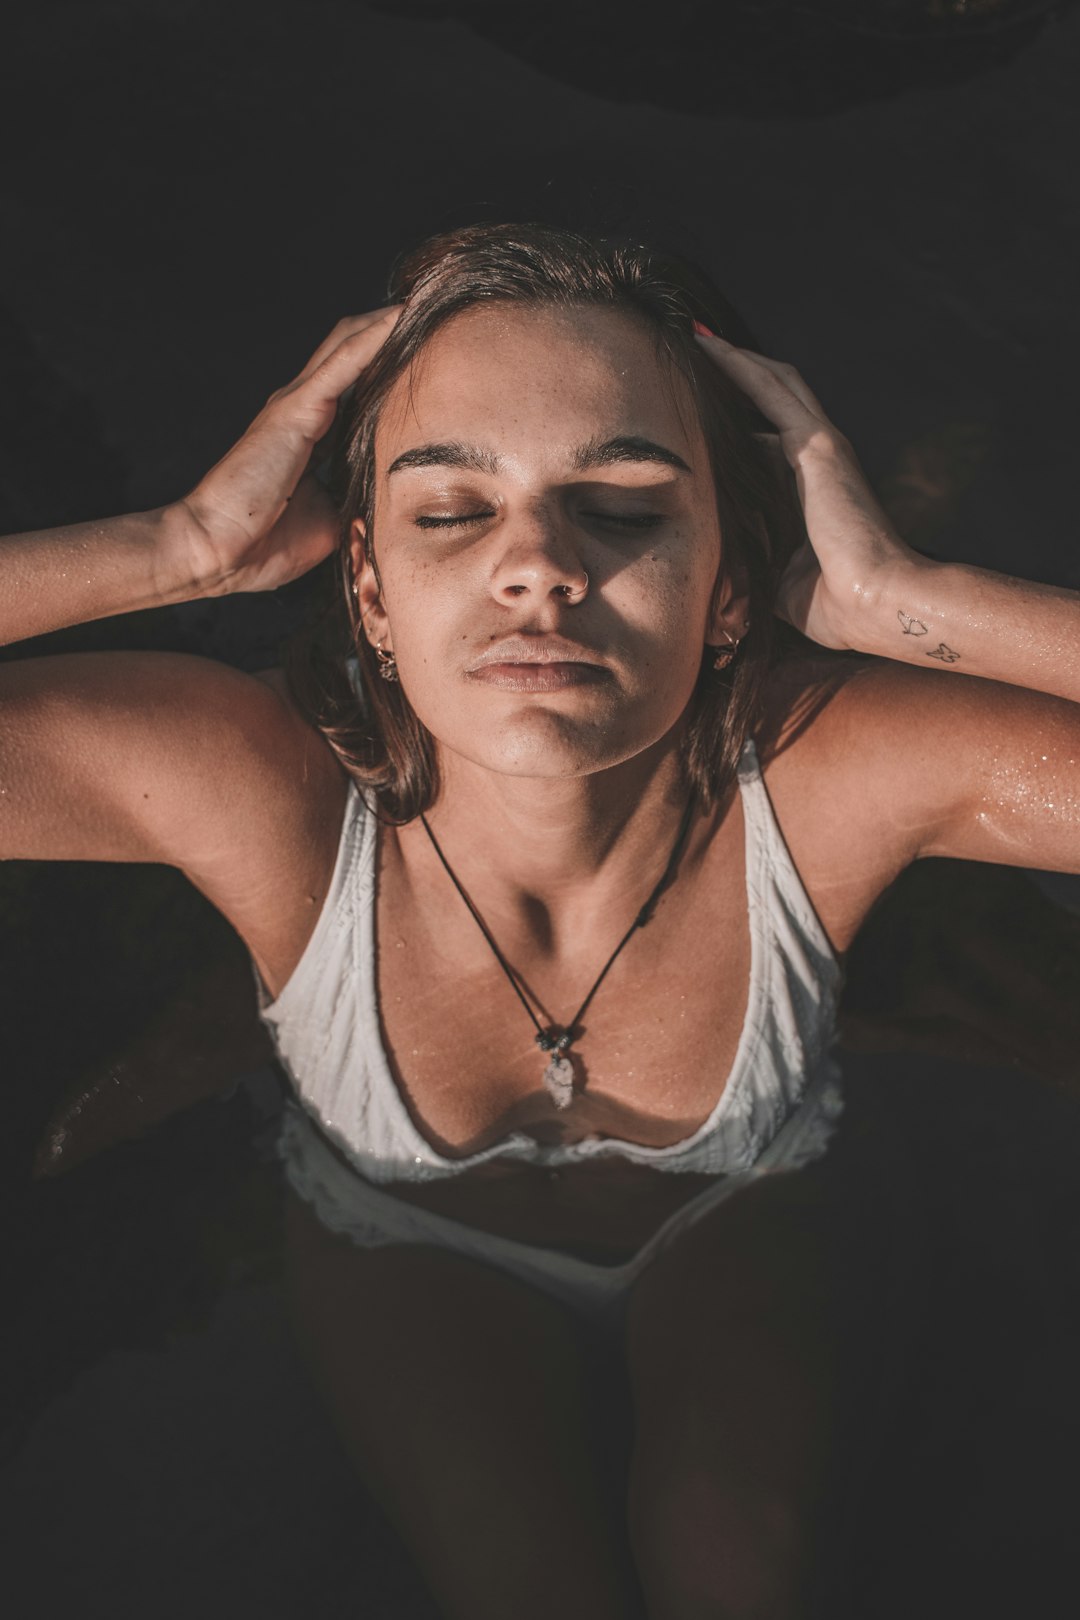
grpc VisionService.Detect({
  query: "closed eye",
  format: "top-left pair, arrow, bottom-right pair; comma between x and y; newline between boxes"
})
586,512 -> 665,530
414,513 -> 491,529
414,512 -> 665,531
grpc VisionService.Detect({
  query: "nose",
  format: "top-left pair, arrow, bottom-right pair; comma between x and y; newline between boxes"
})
489,509 -> 590,606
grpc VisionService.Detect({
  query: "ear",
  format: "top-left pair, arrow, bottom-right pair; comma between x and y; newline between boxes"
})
706,563 -> 751,646
350,519 -> 393,652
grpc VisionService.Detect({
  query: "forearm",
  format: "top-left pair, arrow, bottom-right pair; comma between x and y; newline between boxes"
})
0,503 -> 208,648
851,552 -> 1080,704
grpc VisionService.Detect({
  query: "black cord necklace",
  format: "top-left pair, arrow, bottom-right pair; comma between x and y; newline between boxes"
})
418,795 -> 697,1110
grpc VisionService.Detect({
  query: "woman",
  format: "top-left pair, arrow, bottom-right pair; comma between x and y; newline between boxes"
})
3,223 -> 1077,1618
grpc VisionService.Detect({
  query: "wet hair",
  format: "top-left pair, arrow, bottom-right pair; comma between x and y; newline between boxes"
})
284,221 -> 807,822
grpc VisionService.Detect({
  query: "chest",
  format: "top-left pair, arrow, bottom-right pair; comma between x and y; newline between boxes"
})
373,801 -> 753,1158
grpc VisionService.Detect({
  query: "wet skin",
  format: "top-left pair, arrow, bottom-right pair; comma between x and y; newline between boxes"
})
6,283 -> 1080,1615
343,304 -> 756,1241
246,303 -> 1080,1254
236,307 -> 1080,1617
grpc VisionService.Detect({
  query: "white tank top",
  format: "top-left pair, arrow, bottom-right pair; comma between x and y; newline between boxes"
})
250,739 -> 846,1184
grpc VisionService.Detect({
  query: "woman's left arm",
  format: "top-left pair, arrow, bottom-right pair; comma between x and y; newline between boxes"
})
696,328 -> 1080,883
696,330 -> 1080,705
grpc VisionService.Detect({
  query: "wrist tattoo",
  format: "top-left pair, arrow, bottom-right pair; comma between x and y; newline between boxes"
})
897,610 -> 928,636
898,608 -> 960,664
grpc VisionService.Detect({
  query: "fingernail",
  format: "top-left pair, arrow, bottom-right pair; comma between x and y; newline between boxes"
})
692,320 -> 715,338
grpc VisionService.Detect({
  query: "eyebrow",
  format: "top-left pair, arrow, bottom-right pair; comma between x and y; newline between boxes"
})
386,433 -> 692,478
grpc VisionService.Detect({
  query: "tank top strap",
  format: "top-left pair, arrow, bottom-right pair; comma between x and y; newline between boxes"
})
251,771 -> 372,1025
736,734 -> 841,978
735,734 -> 773,858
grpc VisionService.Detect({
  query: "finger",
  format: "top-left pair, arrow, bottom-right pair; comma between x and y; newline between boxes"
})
274,312 -> 403,443
732,351 -> 828,418
696,330 -> 825,408
695,333 -> 830,429
295,305 -> 402,383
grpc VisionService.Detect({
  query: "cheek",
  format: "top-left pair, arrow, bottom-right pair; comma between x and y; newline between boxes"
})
379,549 -> 460,644
607,534 -> 717,646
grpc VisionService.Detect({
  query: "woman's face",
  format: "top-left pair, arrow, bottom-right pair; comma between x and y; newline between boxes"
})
353,302 -> 740,781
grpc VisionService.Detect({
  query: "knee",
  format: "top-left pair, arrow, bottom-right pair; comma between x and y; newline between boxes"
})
628,1442 -> 810,1620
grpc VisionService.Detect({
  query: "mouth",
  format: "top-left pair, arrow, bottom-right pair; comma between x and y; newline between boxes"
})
464,636 -> 611,693
466,663 -> 608,693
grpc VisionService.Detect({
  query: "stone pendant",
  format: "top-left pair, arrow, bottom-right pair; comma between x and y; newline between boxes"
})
542,1053 -> 575,1111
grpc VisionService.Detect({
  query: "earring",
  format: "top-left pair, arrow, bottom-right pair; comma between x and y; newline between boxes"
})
709,627 -> 745,670
373,639 -> 399,682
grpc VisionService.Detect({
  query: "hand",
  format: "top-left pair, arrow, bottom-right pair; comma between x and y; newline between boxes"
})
694,329 -> 916,650
173,307 -> 400,596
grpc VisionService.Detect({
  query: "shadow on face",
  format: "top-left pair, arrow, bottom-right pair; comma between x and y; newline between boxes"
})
353,304 -> 736,784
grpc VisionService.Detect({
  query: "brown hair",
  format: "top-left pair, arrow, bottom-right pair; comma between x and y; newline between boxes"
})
284,221 -> 806,822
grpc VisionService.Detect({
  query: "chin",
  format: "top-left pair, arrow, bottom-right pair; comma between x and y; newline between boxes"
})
435,702 -> 680,780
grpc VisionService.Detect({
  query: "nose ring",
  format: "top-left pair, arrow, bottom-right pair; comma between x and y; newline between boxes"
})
561,572 -> 588,600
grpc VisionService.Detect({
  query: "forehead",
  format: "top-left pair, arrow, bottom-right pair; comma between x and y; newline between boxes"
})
375,303 -> 699,464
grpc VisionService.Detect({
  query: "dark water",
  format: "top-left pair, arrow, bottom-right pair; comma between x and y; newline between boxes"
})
3,2 -> 1080,1613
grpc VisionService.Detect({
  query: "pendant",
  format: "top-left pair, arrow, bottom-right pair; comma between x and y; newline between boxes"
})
537,1028 -> 575,1110
542,1053 -> 575,1110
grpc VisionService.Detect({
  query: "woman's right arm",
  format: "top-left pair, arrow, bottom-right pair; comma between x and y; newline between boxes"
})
0,505 -> 209,646
0,307 -> 398,866
2,305 -> 400,647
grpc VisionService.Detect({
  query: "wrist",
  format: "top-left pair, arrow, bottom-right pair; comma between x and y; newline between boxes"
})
153,500 -> 235,603
845,547 -> 942,659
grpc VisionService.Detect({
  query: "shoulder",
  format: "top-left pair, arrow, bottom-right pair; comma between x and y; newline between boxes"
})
745,649 -> 1030,954
60,650 -> 352,924
749,645 -> 1080,951
756,642 -> 1039,792
0,646 -> 338,858
758,645 -> 1079,849
756,646 -> 958,762
130,654 -> 345,859
148,657 -> 352,993
169,656 -> 349,872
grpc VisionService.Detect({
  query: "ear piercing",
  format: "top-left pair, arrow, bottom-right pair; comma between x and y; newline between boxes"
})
373,639 -> 399,682
358,597 -> 399,682
709,619 -> 750,670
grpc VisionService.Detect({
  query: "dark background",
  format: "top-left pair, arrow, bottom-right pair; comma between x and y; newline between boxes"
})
2,2 -> 1079,1615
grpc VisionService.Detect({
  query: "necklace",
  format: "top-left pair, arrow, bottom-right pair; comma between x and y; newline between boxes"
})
418,796 -> 697,1110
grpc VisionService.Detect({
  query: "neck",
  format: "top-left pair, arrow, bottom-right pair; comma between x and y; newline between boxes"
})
414,733 -> 698,952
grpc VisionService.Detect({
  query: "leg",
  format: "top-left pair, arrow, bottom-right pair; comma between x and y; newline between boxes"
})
625,1165 -> 843,1620
284,1192 -> 644,1620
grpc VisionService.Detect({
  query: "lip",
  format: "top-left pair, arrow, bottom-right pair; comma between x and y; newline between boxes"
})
465,635 -> 609,674
467,662 -> 608,692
